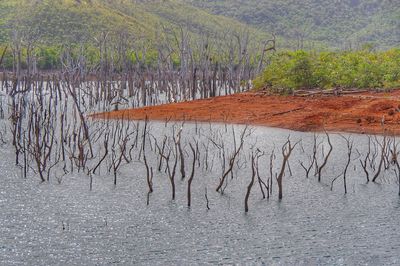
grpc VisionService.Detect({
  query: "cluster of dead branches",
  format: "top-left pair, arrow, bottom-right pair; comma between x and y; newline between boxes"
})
2,73 -> 400,214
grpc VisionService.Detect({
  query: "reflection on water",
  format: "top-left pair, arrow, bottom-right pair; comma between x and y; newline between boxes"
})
0,125 -> 399,265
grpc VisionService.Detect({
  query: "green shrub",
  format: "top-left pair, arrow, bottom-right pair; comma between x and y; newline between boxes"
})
254,49 -> 400,90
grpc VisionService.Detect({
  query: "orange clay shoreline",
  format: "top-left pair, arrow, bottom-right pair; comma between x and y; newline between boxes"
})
90,89 -> 400,135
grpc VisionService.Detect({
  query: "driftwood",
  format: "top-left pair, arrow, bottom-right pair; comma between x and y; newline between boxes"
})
271,107 -> 305,116
294,89 -> 369,97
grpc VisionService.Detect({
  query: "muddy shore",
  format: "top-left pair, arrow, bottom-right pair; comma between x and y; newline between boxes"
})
91,90 -> 400,135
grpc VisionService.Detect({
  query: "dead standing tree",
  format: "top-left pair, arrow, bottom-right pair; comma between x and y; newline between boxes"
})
159,130 -> 179,200
176,123 -> 186,180
216,126 -> 249,193
317,132 -> 333,182
276,138 -> 298,200
109,120 -> 133,186
64,74 -> 94,159
257,33 -> 276,74
255,150 -> 269,199
331,135 -> 353,193
187,140 -> 198,207
358,135 -> 372,183
269,148 -> 276,196
25,101 -> 56,183
299,134 -> 318,178
142,118 -> 154,205
372,135 -> 389,183
390,138 -> 400,196
245,150 -> 263,212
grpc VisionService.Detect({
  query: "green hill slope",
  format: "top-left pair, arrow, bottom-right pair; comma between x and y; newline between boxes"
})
185,0 -> 400,49
0,0 -> 267,46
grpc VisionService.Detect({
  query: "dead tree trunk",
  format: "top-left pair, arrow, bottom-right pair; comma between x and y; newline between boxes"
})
299,134 -> 317,178
331,135 -> 353,193
142,119 -> 153,205
176,124 -> 186,180
372,135 -> 388,183
317,132 -> 333,182
245,152 -> 257,212
216,126 -> 248,193
255,151 -> 268,199
358,135 -> 371,183
277,138 -> 298,200
187,141 -> 197,207
390,139 -> 400,196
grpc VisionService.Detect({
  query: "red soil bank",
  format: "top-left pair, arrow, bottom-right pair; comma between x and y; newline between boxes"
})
91,90 -> 400,135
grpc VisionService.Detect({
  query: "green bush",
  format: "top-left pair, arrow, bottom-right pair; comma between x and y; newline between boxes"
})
37,47 -> 61,70
254,49 -> 400,90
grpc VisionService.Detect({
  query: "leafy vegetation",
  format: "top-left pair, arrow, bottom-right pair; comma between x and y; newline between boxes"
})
185,0 -> 400,49
254,49 -> 400,90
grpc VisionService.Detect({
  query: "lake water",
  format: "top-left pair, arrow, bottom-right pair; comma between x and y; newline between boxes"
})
0,124 -> 399,265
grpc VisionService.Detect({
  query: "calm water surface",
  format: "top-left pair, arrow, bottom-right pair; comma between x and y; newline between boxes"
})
0,125 -> 399,265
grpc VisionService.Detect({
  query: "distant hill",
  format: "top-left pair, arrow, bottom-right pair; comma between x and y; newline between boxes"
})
185,0 -> 400,49
0,0 -> 268,46
3,0 -> 394,51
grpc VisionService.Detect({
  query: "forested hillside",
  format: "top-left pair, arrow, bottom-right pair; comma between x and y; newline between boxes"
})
2,0 -> 396,51
0,0 -> 274,69
0,0 -> 398,70
0,0 -> 266,45
186,0 -> 400,49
